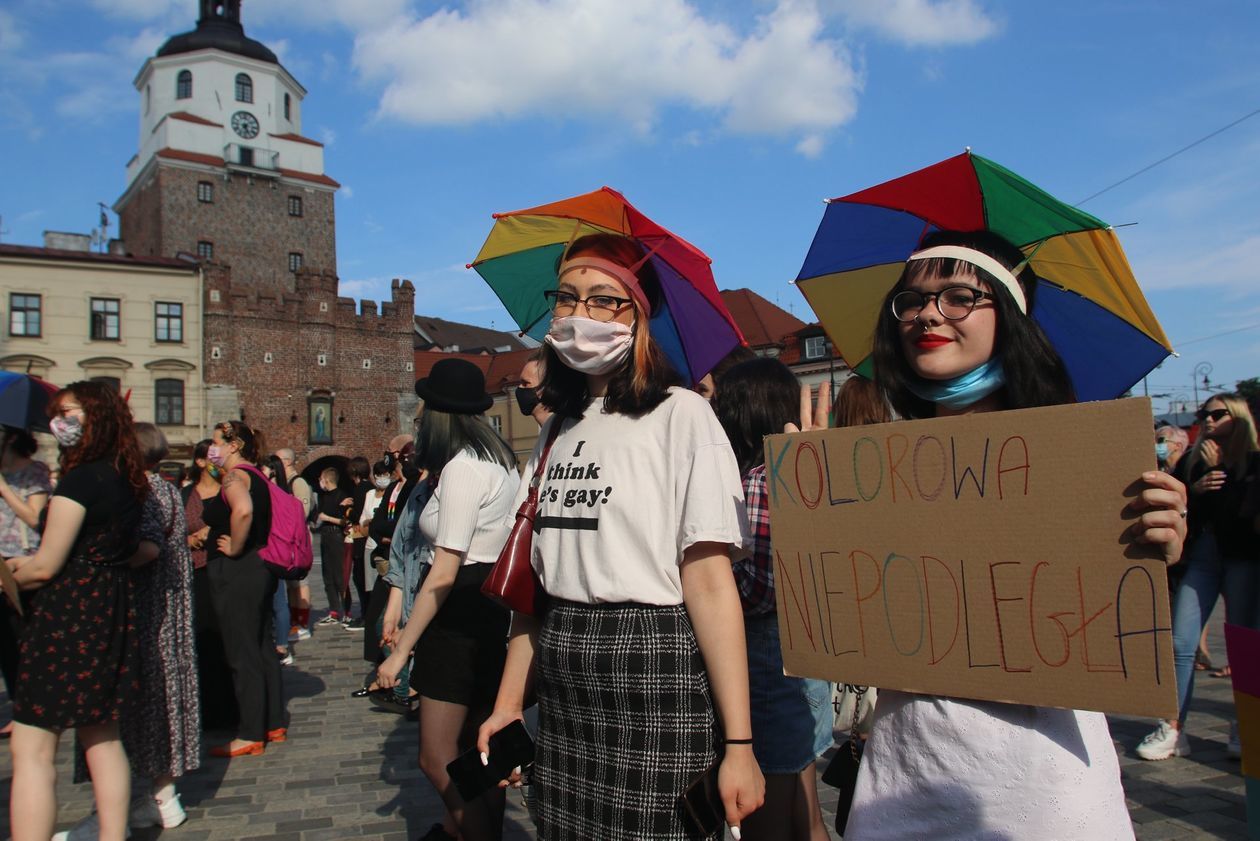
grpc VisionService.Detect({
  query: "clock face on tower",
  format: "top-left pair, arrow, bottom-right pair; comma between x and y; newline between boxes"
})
231,111 -> 260,139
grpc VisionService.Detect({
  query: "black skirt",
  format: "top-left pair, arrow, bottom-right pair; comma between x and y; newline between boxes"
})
534,600 -> 719,841
410,562 -> 509,708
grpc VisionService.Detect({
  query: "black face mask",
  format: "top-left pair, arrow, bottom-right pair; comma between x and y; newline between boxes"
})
516,386 -> 541,418
402,460 -> 421,482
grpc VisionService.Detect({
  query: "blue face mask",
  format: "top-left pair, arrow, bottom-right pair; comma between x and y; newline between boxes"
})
1155,442 -> 1169,462
905,357 -> 1006,411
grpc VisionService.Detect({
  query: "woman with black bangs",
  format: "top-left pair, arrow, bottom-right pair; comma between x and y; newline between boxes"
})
477,233 -> 764,840
841,230 -> 1189,840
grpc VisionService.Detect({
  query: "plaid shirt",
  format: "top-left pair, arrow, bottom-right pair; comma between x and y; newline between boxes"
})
733,464 -> 776,616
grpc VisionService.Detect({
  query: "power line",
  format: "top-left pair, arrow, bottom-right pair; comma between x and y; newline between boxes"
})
1076,107 -> 1260,206
1173,321 -> 1260,348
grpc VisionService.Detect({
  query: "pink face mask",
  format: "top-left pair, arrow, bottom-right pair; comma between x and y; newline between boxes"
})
206,444 -> 227,467
545,316 -> 633,375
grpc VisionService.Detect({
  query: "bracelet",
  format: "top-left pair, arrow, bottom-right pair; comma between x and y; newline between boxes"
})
722,738 -> 753,745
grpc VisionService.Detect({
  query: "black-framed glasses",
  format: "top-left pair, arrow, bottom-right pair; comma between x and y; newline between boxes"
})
544,290 -> 633,322
1196,408 -> 1230,422
891,285 -> 992,322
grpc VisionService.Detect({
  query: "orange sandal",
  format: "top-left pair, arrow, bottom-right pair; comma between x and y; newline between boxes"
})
267,727 -> 287,742
209,740 -> 265,757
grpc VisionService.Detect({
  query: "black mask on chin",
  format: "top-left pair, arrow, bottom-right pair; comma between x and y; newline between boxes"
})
516,386 -> 541,418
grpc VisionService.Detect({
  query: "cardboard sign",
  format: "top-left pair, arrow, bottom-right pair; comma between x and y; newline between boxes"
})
765,397 -> 1176,719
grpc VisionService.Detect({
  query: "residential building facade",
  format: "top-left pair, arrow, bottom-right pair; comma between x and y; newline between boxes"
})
0,241 -> 205,456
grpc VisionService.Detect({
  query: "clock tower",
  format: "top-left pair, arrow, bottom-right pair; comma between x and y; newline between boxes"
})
115,0 -> 338,291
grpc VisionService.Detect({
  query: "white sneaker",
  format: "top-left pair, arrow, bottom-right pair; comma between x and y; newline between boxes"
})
157,792 -> 188,828
1229,721 -> 1242,759
287,625 -> 312,642
1137,720 -> 1190,760
51,812 -> 132,840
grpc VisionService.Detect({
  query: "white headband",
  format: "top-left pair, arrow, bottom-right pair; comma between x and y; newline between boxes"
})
907,245 -> 1028,314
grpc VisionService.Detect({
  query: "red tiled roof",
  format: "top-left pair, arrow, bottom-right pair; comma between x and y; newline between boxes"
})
157,147 -> 223,166
271,132 -> 323,147
153,148 -> 340,188
168,111 -> 221,127
719,288 -> 807,349
0,243 -> 197,271
278,167 -> 340,188
412,348 -> 539,397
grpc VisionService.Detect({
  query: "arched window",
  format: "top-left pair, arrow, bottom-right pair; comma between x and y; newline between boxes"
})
176,69 -> 192,99
235,73 -> 253,103
283,93 -> 291,120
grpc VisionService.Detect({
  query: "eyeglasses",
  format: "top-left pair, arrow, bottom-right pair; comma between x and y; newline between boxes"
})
891,286 -> 993,323
1196,408 -> 1231,422
544,290 -> 633,322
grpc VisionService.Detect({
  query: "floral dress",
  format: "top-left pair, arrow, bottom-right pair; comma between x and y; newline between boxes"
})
14,460 -> 142,729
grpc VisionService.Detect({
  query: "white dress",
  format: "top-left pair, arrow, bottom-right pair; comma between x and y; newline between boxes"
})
845,690 -> 1135,841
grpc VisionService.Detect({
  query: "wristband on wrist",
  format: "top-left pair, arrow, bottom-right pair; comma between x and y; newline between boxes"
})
722,738 -> 753,745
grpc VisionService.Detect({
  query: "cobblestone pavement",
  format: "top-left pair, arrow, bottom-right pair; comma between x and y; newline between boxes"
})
0,558 -> 1249,840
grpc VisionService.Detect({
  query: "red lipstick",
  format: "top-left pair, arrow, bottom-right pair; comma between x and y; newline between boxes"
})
915,334 -> 952,349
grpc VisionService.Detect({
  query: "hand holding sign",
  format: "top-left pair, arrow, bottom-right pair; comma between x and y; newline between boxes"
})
1126,471 -> 1189,566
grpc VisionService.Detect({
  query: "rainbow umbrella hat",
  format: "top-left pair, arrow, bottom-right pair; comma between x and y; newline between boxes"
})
0,371 -> 58,432
795,151 -> 1173,402
469,187 -> 745,384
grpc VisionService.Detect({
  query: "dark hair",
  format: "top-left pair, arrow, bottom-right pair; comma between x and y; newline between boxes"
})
214,420 -> 264,464
834,376 -> 892,427
348,455 -> 370,482
2,426 -> 38,458
871,230 -> 1075,419
709,345 -> 757,385
416,407 -> 516,477
539,233 -> 683,419
50,381 -> 148,502
262,454 -> 291,493
188,438 -> 213,484
713,358 -> 800,475
134,421 -> 170,469
371,459 -> 390,477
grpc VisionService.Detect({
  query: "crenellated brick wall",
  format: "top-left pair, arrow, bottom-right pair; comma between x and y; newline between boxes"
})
202,263 -> 418,464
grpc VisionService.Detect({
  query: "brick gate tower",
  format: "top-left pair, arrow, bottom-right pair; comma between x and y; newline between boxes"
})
115,1 -> 417,462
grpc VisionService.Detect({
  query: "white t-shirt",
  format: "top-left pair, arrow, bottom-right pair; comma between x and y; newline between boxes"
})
516,387 -> 748,606
846,692 -> 1134,840
419,449 -> 520,565
361,489 -> 385,564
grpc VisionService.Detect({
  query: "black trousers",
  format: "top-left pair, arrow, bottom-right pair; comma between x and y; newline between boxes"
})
207,551 -> 285,742
363,575 -> 391,664
350,537 -> 368,619
319,526 -> 347,618
194,565 -> 239,730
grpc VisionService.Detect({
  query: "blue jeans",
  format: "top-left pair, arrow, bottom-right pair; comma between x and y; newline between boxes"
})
1171,531 -> 1260,723
273,581 -> 289,649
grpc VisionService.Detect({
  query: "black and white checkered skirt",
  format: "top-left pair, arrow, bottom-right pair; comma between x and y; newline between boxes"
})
534,599 -> 720,840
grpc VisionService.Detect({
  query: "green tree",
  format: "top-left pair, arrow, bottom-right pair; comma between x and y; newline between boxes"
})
1236,377 -> 1260,403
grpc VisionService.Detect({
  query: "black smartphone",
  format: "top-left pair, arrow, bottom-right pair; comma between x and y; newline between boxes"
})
446,719 -> 535,803
678,760 -> 723,837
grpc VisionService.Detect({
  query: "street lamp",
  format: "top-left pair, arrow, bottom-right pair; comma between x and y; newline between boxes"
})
1168,392 -> 1190,416
1192,362 -> 1213,409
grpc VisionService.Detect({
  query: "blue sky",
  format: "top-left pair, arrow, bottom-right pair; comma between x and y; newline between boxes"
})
2,0 -> 1258,414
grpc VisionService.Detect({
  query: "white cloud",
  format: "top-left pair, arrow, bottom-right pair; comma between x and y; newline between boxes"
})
824,0 -> 999,46
319,127 -> 337,146
0,9 -> 24,51
1134,232 -> 1260,293
339,184 -> 354,199
352,0 -> 860,154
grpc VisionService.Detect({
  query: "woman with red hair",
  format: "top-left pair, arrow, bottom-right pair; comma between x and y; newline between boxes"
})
6,381 -> 151,841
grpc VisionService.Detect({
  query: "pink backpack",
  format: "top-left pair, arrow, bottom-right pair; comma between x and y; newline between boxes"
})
230,463 -> 314,580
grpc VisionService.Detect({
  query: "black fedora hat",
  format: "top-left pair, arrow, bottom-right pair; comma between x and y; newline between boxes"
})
414,358 -> 493,414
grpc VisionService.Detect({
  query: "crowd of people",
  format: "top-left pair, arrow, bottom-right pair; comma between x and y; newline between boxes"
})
0,223 -> 1255,841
